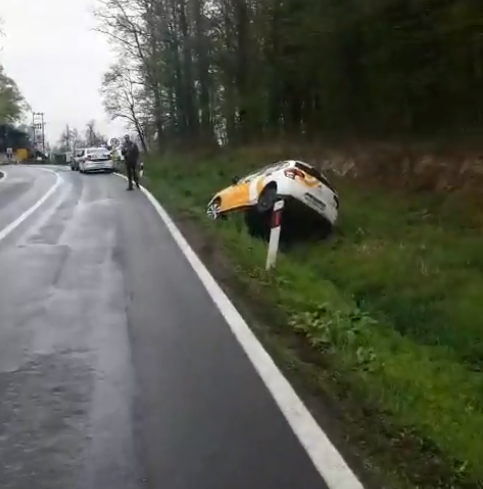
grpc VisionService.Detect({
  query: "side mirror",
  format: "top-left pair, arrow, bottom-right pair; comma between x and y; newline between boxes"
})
231,176 -> 239,185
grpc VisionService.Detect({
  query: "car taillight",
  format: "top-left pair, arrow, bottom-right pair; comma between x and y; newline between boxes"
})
86,155 -> 91,160
284,168 -> 305,180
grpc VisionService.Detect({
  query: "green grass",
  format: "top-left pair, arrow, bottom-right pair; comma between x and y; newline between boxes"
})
143,149 -> 483,488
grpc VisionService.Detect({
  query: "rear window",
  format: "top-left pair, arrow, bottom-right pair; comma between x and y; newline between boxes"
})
295,162 -> 336,193
87,148 -> 108,157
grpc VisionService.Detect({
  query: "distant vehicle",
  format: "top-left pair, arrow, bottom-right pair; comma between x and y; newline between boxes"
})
71,149 -> 85,171
78,147 -> 114,173
206,160 -> 339,238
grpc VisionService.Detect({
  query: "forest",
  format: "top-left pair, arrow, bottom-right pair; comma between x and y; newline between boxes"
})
0,20 -> 26,126
0,64 -> 25,125
97,0 -> 483,150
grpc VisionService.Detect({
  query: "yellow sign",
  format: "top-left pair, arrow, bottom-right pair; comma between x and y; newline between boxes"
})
15,148 -> 28,161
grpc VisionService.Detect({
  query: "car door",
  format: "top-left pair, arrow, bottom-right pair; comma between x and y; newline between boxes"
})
76,150 -> 85,169
218,181 -> 251,212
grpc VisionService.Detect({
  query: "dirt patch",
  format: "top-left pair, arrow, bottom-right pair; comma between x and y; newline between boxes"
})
230,142 -> 483,197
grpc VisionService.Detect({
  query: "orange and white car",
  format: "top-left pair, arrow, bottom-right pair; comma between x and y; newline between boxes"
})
206,160 -> 339,230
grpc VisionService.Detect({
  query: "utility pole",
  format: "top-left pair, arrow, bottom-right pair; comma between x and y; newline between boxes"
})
41,113 -> 45,154
32,112 -> 46,155
31,112 -> 35,146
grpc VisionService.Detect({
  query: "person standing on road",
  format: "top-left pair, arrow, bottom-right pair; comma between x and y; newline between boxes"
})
121,134 -> 140,190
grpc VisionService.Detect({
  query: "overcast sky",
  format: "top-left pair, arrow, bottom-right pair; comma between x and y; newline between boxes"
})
1,0 -> 125,144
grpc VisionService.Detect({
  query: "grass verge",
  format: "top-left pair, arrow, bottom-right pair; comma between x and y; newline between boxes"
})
143,148 -> 483,488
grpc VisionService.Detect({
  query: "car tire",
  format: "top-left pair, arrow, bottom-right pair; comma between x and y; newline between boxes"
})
256,185 -> 278,213
206,198 -> 221,219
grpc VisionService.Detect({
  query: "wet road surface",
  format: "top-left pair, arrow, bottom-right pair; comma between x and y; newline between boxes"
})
0,166 -> 330,489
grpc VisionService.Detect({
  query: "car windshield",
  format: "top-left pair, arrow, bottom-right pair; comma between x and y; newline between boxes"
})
87,148 -> 107,157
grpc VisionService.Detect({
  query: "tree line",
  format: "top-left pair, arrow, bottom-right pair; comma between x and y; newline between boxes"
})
0,18 -> 28,125
96,0 -> 483,151
0,65 -> 26,124
55,120 -> 108,153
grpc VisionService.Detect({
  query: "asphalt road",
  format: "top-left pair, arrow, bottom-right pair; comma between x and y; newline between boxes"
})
0,166 -> 334,489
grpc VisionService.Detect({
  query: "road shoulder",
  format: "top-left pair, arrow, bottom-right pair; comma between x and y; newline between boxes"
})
152,206 -> 386,489
136,153 -> 479,489
117,172 -> 379,489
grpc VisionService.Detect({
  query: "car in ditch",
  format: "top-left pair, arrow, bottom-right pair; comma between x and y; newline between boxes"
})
206,160 -> 339,238
78,147 -> 114,173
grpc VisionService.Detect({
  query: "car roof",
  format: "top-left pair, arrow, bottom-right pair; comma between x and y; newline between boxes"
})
241,160 -> 292,180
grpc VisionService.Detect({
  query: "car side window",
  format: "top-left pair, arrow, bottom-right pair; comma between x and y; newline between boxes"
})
243,162 -> 287,181
269,162 -> 289,173
258,162 -> 288,177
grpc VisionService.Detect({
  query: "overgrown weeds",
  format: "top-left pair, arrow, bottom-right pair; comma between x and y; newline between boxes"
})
144,149 -> 483,488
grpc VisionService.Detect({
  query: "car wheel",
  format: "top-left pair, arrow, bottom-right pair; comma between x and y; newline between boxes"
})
256,185 -> 278,213
206,198 -> 221,219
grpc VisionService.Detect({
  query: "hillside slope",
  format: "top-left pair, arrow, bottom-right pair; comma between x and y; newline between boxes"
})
143,148 -> 483,489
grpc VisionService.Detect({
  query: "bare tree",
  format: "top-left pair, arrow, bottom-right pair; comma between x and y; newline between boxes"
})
84,120 -> 106,146
57,125 -> 87,152
94,0 -> 174,150
58,124 -> 72,151
101,63 -> 148,151
70,128 -> 86,152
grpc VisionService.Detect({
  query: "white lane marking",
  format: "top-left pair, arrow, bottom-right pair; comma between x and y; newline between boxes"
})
0,169 -> 7,183
115,173 -> 364,489
0,168 -> 62,243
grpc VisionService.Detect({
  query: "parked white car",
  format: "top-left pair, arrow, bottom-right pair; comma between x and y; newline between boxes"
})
78,147 -> 114,173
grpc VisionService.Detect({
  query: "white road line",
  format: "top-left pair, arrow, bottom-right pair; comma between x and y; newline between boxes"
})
116,173 -> 364,489
0,168 -> 61,243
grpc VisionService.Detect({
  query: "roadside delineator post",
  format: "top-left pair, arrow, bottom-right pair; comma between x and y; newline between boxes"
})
265,199 -> 284,270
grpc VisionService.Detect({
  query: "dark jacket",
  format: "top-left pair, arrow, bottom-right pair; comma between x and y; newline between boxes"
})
121,141 -> 140,165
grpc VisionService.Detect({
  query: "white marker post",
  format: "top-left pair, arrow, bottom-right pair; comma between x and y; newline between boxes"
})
265,199 -> 284,270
